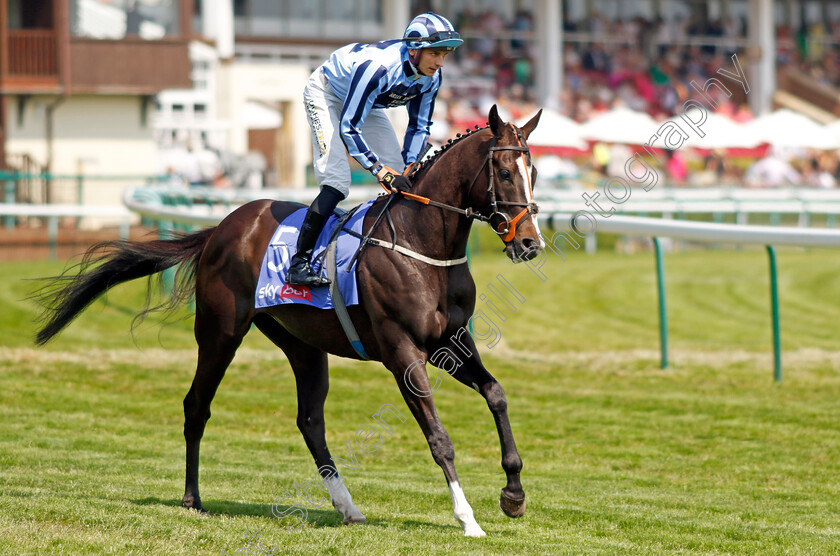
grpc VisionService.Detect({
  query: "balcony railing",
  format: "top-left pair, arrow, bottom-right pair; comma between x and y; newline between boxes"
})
8,30 -> 57,77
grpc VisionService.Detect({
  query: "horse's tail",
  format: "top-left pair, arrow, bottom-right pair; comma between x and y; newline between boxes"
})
32,227 -> 216,345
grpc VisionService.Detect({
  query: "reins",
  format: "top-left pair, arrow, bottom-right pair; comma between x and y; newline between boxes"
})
395,122 -> 539,241
398,190 -> 490,223
352,123 -> 538,268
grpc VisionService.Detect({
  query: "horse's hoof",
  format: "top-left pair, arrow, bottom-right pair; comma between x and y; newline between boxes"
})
343,515 -> 366,525
463,524 -> 487,537
499,491 -> 525,518
182,496 -> 208,514
183,505 -> 209,514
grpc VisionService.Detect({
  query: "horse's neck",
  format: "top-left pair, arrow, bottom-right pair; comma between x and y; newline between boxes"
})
392,141 -> 485,260
411,166 -> 467,209
411,133 -> 489,209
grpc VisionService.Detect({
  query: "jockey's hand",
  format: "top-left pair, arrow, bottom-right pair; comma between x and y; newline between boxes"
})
377,166 -> 411,193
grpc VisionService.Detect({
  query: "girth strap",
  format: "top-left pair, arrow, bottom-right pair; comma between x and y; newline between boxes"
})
325,211 -> 370,360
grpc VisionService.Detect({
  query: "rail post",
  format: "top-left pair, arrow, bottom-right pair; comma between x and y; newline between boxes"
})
159,220 -> 175,293
4,179 -> 15,229
75,173 -> 84,229
119,217 -> 130,241
653,237 -> 669,369
766,245 -> 782,382
47,215 -> 58,261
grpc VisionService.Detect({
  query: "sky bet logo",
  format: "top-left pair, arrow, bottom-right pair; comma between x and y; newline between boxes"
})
258,283 -> 312,301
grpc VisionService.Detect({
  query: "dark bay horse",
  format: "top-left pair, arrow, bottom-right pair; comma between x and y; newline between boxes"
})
34,105 -> 542,537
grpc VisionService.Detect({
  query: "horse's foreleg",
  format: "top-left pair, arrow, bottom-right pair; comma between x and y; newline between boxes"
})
182,294 -> 250,512
445,331 -> 525,518
387,347 -> 486,537
252,314 -> 364,525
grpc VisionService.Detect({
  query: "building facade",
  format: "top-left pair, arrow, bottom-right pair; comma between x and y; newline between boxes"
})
0,0 -> 191,208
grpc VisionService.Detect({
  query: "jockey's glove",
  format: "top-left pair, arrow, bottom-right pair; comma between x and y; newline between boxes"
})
379,167 -> 412,193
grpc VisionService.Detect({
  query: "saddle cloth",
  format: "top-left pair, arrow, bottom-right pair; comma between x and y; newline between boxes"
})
255,199 -> 374,309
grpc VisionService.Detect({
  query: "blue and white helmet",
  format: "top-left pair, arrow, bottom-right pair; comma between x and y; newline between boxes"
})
402,12 -> 463,50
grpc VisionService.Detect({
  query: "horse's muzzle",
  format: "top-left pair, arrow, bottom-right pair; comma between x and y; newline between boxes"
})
506,236 -> 541,263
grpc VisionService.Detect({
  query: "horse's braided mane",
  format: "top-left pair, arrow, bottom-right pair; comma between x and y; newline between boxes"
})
410,122 -> 489,181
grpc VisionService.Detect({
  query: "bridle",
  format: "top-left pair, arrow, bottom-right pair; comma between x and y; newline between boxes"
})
474,123 -> 540,242
399,123 -> 539,243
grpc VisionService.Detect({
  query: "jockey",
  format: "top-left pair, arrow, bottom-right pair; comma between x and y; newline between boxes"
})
286,12 -> 463,287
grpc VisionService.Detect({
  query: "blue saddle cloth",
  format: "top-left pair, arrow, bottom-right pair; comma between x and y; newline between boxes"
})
255,199 -> 374,309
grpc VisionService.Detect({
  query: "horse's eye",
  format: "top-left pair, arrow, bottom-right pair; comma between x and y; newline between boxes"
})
499,169 -> 512,181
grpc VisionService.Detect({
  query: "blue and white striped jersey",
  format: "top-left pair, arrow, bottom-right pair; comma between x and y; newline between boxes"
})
321,39 -> 441,170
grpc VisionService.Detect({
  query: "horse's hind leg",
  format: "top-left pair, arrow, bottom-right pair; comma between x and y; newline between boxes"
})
252,313 -> 365,525
182,295 -> 252,512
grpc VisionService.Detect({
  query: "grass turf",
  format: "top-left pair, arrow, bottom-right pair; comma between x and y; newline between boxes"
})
0,243 -> 839,554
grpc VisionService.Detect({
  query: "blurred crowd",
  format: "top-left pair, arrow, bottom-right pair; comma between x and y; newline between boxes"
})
442,10 -> 840,122
427,9 -> 840,189
158,10 -> 840,190
567,141 -> 840,189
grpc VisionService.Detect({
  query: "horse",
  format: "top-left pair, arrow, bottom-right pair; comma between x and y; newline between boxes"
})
33,105 -> 543,537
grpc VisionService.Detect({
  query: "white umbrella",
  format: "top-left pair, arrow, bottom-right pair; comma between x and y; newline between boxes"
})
662,111 -> 760,149
746,109 -> 839,150
579,107 -> 659,145
825,118 -> 840,145
518,109 -> 587,149
532,154 -> 580,179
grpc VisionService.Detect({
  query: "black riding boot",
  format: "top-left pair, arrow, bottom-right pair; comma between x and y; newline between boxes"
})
286,210 -> 331,286
286,186 -> 344,287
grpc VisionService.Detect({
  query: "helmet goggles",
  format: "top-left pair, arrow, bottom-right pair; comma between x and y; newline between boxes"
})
403,31 -> 463,50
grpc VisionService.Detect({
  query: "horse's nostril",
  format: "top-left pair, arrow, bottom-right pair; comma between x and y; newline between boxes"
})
522,237 -> 539,250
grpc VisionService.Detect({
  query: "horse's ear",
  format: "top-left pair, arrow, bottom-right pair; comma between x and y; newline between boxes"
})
488,104 -> 503,137
520,109 -> 542,141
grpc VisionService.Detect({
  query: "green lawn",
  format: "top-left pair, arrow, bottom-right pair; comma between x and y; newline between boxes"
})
1,243 -> 839,554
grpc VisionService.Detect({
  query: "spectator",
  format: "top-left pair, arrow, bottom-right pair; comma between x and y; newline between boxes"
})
804,156 -> 837,188
745,156 -> 802,188
178,141 -> 203,185
664,149 -> 688,186
509,10 -> 532,56
592,142 -> 610,175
